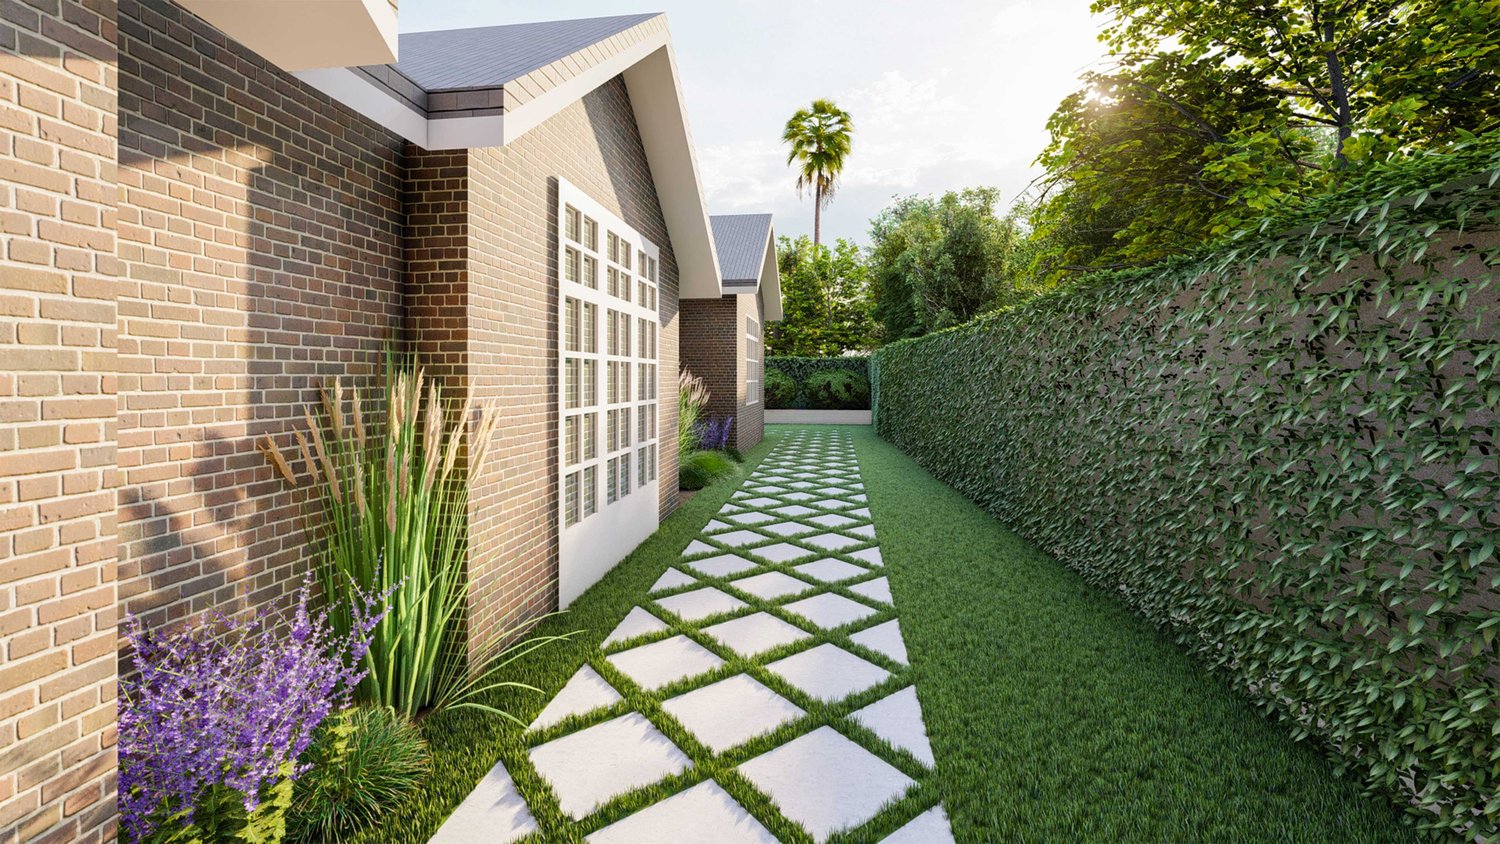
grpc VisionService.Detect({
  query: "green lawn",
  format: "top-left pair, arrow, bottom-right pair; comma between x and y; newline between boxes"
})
359,424 -> 1419,843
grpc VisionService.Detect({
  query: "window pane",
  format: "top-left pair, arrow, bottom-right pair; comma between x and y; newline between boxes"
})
583,255 -> 597,289
565,247 -> 580,283
583,466 -> 597,515
582,302 -> 597,353
582,360 -> 596,408
583,217 -> 597,251
583,412 -> 597,459
565,206 -> 580,243
565,471 -> 579,526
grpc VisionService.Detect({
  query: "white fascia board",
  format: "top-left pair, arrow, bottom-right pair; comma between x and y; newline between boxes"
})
179,0 -> 398,71
622,44 -> 723,301
759,229 -> 783,321
294,67 -> 430,147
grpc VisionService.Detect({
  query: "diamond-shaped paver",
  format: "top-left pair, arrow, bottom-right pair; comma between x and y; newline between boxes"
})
849,547 -> 884,566
686,554 -> 759,579
849,577 -> 892,604
788,481 -> 817,490
715,529 -> 768,548
774,504 -> 818,517
849,524 -> 877,539
682,539 -> 716,557
730,570 -> 814,600
767,643 -> 890,701
752,485 -> 788,495
812,498 -> 852,510
852,686 -> 934,767
850,494 -> 868,502
782,593 -> 879,630
751,542 -> 815,563
586,780 -> 777,844
803,533 -> 865,552
849,507 -> 871,518
809,513 -> 859,529
761,521 -> 816,538
849,619 -> 908,665
656,586 -> 747,622
429,759 -> 537,843
529,712 -> 692,819
530,665 -> 622,731
703,519 -> 733,533
881,806 -> 955,843
793,558 -> 867,583
815,487 -> 850,497
782,492 -> 816,502
741,497 -> 780,507
603,607 -> 669,648
731,511 -> 779,526
608,635 -> 724,690
663,674 -> 805,753
719,504 -> 745,515
702,611 -> 810,657
737,726 -> 914,842
651,568 -> 697,593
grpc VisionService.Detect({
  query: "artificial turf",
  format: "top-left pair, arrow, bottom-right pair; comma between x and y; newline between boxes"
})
356,424 -> 1421,843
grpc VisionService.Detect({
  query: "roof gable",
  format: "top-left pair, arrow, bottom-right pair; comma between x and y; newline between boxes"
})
396,15 -> 659,91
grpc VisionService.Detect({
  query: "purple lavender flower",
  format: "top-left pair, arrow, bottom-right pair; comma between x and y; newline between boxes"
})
118,578 -> 386,842
693,416 -> 734,451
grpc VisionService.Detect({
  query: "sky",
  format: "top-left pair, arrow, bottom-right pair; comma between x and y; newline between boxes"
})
401,1 -> 1112,246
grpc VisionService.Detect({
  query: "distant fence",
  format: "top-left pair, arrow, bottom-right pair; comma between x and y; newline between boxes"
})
871,150 -> 1500,839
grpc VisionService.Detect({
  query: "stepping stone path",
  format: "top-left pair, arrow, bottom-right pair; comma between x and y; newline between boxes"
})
431,429 -> 952,843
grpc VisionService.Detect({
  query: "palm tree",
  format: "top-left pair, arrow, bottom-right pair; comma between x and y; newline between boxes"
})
782,99 -> 853,248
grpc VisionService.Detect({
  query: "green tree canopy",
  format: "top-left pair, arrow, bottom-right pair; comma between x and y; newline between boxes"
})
766,236 -> 873,357
1029,0 -> 1500,282
783,99 -> 854,247
868,188 -> 1036,341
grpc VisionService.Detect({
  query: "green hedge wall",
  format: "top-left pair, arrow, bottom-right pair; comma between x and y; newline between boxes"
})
765,356 -> 870,409
872,145 -> 1500,838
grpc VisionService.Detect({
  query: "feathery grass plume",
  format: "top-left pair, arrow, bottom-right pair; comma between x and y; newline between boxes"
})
269,351 -> 549,719
258,435 -> 298,487
295,431 -> 319,487
322,381 -> 345,442
677,368 -> 711,471
351,385 -> 366,451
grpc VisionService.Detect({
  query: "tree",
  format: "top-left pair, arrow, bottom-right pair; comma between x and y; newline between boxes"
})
766,236 -> 873,357
1030,0 -> 1500,280
783,99 -> 854,248
868,189 -> 1037,341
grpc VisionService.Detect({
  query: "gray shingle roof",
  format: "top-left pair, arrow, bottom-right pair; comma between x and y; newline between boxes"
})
709,214 -> 773,286
395,13 -> 661,91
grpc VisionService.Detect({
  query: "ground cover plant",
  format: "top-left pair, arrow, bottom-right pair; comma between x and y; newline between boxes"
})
872,142 -> 1500,837
347,425 -> 1419,842
288,705 -> 430,843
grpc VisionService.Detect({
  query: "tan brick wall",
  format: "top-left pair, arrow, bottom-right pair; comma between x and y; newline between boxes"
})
408,76 -> 682,654
0,1 -> 120,841
114,0 -> 406,632
680,292 -> 764,452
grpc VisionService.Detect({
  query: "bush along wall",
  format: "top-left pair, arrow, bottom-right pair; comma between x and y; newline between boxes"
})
765,356 -> 871,409
872,141 -> 1500,839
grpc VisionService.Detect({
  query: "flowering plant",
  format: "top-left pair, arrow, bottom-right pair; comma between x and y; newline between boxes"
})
694,416 -> 734,452
119,580 -> 385,843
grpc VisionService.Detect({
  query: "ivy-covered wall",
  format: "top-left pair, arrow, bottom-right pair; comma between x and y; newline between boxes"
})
765,356 -> 870,409
872,148 -> 1500,838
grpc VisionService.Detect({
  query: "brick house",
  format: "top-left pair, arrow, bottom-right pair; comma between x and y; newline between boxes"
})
0,2 -> 780,840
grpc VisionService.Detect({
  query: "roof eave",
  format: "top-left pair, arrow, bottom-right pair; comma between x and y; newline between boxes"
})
758,226 -> 783,321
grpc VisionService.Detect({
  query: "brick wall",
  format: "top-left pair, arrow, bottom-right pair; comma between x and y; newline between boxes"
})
0,1 -> 120,841
680,292 -> 764,452
407,76 -> 681,656
114,0 -> 406,632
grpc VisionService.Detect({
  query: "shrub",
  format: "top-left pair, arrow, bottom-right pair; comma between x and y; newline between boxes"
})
693,415 -> 733,451
764,368 -> 798,408
119,581 -> 384,843
804,369 -> 870,410
765,356 -> 870,409
677,368 -> 710,462
872,149 -> 1500,839
262,357 -> 503,718
288,706 -> 429,843
679,450 -> 737,490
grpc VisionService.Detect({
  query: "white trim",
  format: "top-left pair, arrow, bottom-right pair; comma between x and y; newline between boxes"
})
745,315 -> 761,407
294,67 -> 430,146
556,178 -> 661,608
758,228 -> 783,321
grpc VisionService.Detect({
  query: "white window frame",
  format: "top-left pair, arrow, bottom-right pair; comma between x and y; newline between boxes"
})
746,315 -> 761,406
556,178 -> 661,608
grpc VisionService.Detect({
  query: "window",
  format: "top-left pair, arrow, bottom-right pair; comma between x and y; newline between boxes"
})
565,205 -> 580,243
746,316 -> 761,405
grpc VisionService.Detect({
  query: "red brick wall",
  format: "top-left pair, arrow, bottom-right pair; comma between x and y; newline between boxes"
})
0,1 -> 120,841
114,0 -> 406,632
406,76 -> 682,656
680,292 -> 764,452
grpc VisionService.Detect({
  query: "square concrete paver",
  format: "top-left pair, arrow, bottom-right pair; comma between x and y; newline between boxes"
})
852,686 -> 934,767
762,521 -> 816,538
773,504 -> 818,517
731,511 -> 779,526
809,513 -> 860,529
849,507 -> 871,518
767,644 -> 890,702
608,635 -> 724,690
751,542 -> 815,563
741,497 -> 780,507
586,780 -> 778,844
803,533 -> 865,552
812,498 -> 853,510
651,568 -> 697,593
715,529 -> 768,548
703,519 -> 733,533
602,607 -> 669,648
782,593 -> 879,630
702,611 -> 811,657
850,619 -> 908,665
849,524 -> 878,539
730,570 -> 815,600
530,665 -> 623,731
529,712 -> 692,819
794,559 -> 867,583
686,554 -> 759,579
881,806 -> 955,843
655,587 -> 748,622
737,726 -> 915,843
662,674 -> 805,753
429,759 -> 537,843
682,539 -> 716,557
782,492 -> 817,502
849,547 -> 884,566
849,577 -> 892,604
